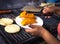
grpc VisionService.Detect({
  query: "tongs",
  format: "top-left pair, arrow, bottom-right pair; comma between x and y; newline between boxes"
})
0,10 -> 12,14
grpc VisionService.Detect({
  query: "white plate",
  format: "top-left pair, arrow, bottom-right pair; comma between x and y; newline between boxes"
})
15,16 -> 43,29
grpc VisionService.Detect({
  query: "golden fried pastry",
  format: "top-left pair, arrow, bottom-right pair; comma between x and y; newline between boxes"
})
19,11 -> 35,18
19,11 -> 27,18
19,11 -> 36,26
26,13 -> 35,18
21,18 -> 36,26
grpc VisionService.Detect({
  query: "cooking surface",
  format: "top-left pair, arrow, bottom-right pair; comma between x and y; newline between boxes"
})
0,26 -> 32,44
0,12 -> 38,44
0,9 -> 60,44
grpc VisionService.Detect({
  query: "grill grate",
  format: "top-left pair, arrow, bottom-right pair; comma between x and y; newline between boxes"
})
0,24 -> 33,44
0,13 -> 35,44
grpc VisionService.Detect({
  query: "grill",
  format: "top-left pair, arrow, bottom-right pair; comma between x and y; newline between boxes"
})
0,9 -> 59,44
0,11 -> 38,44
0,26 -> 33,44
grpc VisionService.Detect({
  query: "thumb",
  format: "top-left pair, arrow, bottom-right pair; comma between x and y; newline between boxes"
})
25,28 -> 34,33
29,25 -> 37,28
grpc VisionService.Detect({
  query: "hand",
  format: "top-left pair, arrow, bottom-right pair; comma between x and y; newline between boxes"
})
25,25 -> 45,37
42,6 -> 55,18
43,6 -> 54,14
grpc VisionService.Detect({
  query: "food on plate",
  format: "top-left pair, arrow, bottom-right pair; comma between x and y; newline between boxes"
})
26,13 -> 35,18
21,18 -> 36,26
19,11 -> 26,18
1,18 -> 13,26
19,11 -> 35,18
0,19 -> 6,26
19,11 -> 36,26
5,24 -> 20,33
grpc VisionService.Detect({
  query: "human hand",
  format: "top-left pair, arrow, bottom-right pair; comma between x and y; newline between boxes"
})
43,6 -> 54,14
25,25 -> 45,37
42,6 -> 55,18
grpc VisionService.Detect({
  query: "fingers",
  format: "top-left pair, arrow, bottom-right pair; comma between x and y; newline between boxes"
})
43,6 -> 54,14
45,16 -> 51,18
25,28 -> 36,35
29,25 -> 36,28
48,16 -> 51,18
25,25 -> 38,34
25,25 -> 44,36
25,25 -> 40,33
25,29 -> 33,33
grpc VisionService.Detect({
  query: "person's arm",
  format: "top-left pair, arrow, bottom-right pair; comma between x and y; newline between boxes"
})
41,28 -> 60,44
42,5 -> 55,18
25,25 -> 60,44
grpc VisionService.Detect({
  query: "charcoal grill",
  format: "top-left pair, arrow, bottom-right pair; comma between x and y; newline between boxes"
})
0,12 -> 41,44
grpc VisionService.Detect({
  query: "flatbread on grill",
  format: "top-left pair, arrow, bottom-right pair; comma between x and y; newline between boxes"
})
1,18 -> 13,26
0,19 -> 6,26
5,24 -> 20,33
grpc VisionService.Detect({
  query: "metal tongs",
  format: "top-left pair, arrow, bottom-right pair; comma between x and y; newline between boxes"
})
0,10 -> 12,14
